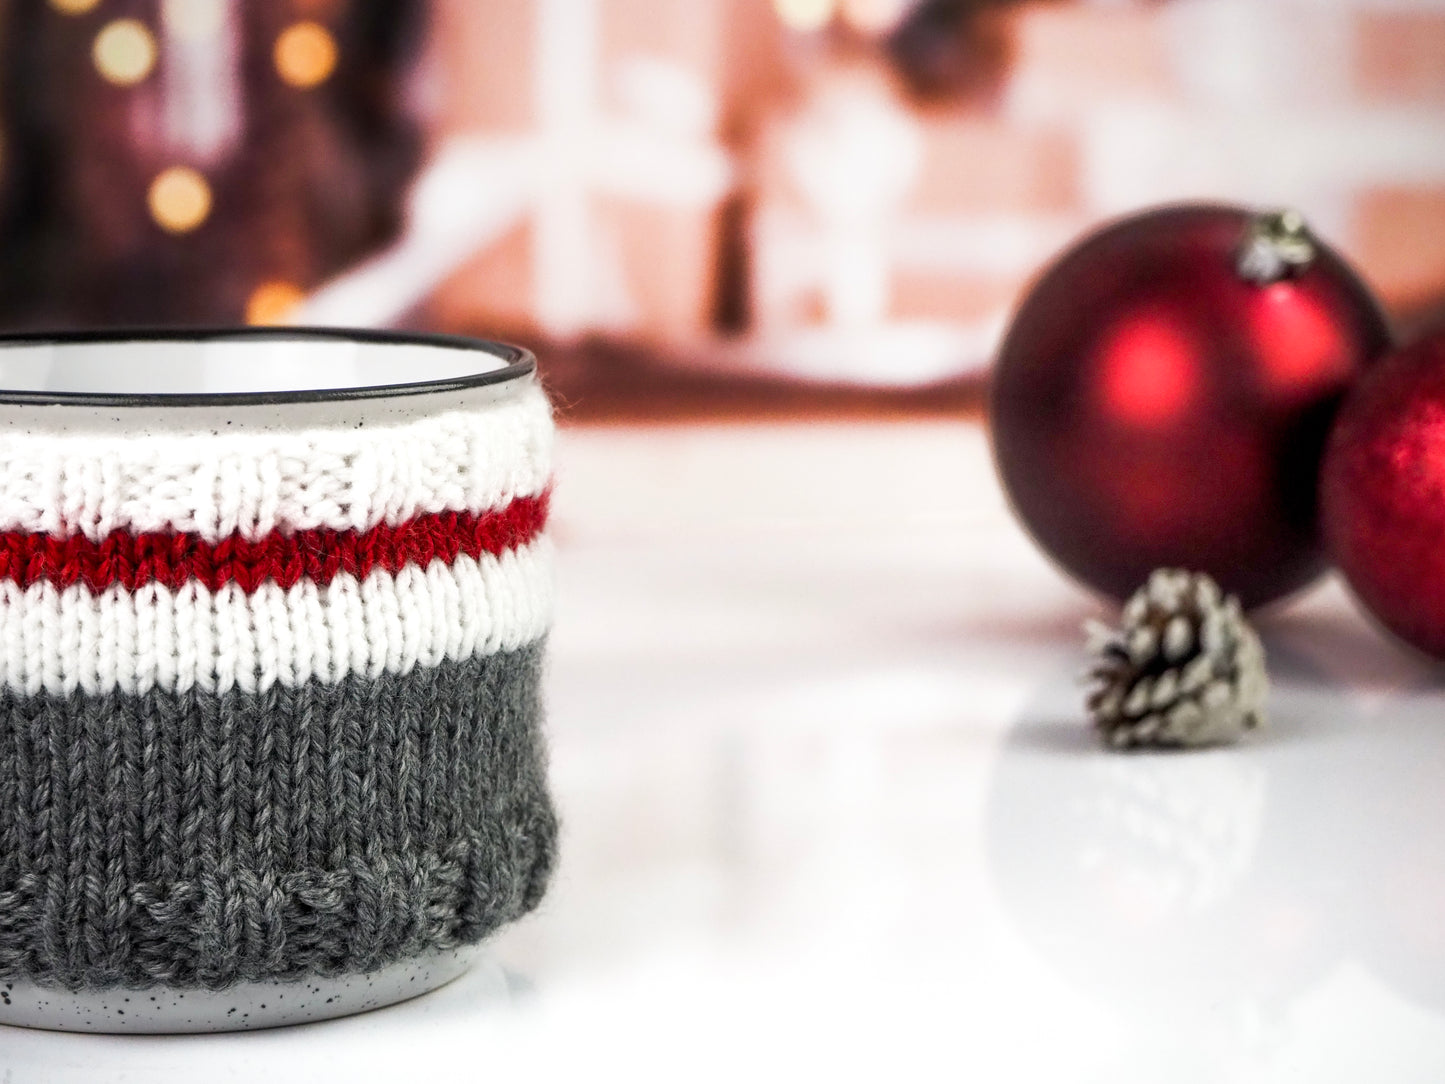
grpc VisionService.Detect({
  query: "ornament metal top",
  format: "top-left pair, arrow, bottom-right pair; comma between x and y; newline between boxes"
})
1085,569 -> 1268,749
1235,208 -> 1317,285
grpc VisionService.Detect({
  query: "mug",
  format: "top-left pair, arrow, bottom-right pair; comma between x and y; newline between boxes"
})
0,329 -> 557,1032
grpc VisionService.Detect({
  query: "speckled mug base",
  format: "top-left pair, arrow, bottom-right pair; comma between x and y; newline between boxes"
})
0,946 -> 482,1034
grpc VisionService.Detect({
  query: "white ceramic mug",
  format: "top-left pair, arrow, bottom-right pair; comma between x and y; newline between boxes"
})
0,329 -> 556,1032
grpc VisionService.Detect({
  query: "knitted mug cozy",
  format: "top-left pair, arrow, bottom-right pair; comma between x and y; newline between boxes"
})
0,342 -> 557,992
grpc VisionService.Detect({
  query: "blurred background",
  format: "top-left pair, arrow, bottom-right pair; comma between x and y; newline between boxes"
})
7,0 -> 1445,419
5,6 -> 1445,1071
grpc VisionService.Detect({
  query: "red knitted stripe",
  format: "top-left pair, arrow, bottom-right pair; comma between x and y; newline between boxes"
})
0,492 -> 549,594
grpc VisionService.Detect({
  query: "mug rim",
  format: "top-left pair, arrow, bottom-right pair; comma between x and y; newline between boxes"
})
0,326 -> 536,407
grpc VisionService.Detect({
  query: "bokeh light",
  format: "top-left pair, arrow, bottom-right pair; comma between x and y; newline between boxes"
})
48,0 -> 101,15
274,21 -> 338,88
246,281 -> 306,326
147,167 -> 212,234
774,0 -> 835,33
93,19 -> 157,86
840,0 -> 908,34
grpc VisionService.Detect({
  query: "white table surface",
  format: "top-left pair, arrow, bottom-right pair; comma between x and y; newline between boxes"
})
5,420 -> 1445,1082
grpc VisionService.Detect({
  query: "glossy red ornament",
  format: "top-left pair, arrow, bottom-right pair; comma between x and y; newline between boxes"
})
1322,329 -> 1445,659
990,203 -> 1391,609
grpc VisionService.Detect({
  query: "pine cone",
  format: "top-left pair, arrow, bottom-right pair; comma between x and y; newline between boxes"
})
1085,569 -> 1268,749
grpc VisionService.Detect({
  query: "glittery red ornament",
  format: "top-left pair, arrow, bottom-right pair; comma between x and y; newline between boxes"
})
1321,329 -> 1445,659
991,203 -> 1391,609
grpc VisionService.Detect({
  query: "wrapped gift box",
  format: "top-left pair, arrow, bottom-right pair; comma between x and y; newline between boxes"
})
746,61 -> 1084,384
422,0 -> 735,344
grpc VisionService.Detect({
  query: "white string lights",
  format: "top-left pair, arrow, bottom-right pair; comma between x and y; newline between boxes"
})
147,166 -> 212,234
46,0 -> 351,315
92,17 -> 157,86
274,20 -> 338,89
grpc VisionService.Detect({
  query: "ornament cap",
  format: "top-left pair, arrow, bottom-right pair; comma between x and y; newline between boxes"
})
1236,208 -> 1317,285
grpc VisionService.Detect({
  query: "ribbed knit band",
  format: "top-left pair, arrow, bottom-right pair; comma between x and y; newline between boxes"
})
0,380 -> 557,990
0,646 -> 554,989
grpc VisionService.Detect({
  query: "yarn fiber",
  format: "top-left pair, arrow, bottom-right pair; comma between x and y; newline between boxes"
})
0,380 -> 557,990
0,647 -> 553,989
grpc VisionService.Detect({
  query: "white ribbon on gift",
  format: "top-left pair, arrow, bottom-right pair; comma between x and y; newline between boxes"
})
296,0 -> 734,335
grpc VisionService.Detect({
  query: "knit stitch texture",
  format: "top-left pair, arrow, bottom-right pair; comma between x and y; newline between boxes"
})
0,644 -> 555,990
0,379 -> 557,990
0,385 -> 553,541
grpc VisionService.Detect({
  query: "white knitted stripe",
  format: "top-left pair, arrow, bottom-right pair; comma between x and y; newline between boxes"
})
0,538 -> 553,697
0,382 -> 552,542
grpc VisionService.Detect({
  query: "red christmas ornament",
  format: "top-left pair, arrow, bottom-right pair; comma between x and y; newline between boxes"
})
1321,329 -> 1445,659
990,203 -> 1391,609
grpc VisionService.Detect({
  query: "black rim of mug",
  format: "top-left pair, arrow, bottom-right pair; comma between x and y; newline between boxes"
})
0,326 -> 536,407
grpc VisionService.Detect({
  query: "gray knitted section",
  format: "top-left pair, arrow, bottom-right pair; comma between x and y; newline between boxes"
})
0,643 -> 556,991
